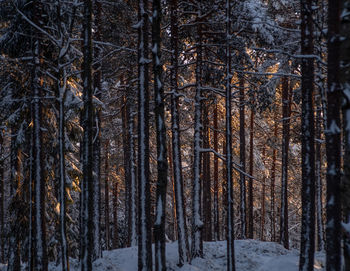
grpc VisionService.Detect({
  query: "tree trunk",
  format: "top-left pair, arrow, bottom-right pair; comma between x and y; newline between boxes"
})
270,118 -> 277,242
80,0 -> 94,267
248,108 -> 254,239
299,1 -> 316,270
191,19 -> 204,260
203,102 -> 212,242
341,1 -> 350,270
137,0 -> 152,269
104,141 -> 110,250
324,1 -> 342,271
260,147 -> 266,241
280,77 -> 290,250
226,1 -> 236,269
239,74 -> 246,239
170,0 -> 190,265
213,105 -> 219,241
152,0 -> 168,269
0,131 -> 4,263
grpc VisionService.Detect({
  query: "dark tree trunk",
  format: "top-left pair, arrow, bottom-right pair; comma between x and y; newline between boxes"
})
80,0 -> 94,267
325,0 -> 342,271
92,0 -> 102,259
191,18 -> 204,260
341,0 -> 350,269
170,0 -> 190,264
248,108 -> 254,239
137,0 -> 152,269
280,77 -> 290,250
152,0 -> 168,269
203,102 -> 212,242
270,118 -> 277,242
104,141 -> 110,250
239,74 -> 246,239
260,147 -> 266,241
213,105 -> 220,240
299,0 -> 316,270
226,1 -> 235,269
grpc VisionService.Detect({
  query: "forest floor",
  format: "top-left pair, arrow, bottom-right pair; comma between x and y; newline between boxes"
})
45,239 -> 325,271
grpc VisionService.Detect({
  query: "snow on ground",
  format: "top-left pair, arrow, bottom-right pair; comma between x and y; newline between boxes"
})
6,239 -> 325,271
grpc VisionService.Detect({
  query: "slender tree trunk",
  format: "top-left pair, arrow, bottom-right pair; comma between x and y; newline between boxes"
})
121,94 -> 131,246
270,118 -> 277,242
92,0 -> 102,258
239,74 -> 246,239
203,102 -> 212,242
152,0 -> 168,269
137,0 -> 152,269
113,169 -> 118,249
222,137 -> 227,241
341,1 -> 350,270
226,1 -> 235,269
315,95 -> 324,252
280,77 -> 290,250
167,140 -> 177,242
104,141 -> 110,250
191,19 -> 204,260
32,36 -> 48,271
248,108 -> 254,239
213,105 -> 220,240
170,0 -> 190,264
260,147 -> 266,241
299,1 -> 316,270
80,0 -> 94,267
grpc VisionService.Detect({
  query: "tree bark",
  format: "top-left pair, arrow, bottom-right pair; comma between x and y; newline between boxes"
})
299,0 -> 316,270
270,118 -> 277,242
137,0 -> 152,269
248,108 -> 254,239
213,105 -> 220,240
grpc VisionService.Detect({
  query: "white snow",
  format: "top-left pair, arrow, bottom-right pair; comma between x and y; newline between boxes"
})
41,239 -> 325,271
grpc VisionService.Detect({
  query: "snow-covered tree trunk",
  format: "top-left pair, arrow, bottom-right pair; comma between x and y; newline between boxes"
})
191,20 -> 204,260
341,0 -> 350,269
299,0 -> 316,270
152,0 -> 168,269
325,0 -> 342,271
248,108 -> 254,239
80,0 -> 94,268
239,74 -> 246,240
170,0 -> 190,265
137,0 -> 152,269
226,0 -> 235,270
280,77 -> 290,250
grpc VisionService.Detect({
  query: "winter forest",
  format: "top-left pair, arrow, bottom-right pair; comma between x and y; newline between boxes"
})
0,0 -> 350,270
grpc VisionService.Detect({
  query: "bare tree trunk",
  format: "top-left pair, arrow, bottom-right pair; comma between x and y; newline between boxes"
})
137,0 -> 152,269
239,74 -> 246,239
104,141 -> 110,250
260,147 -> 266,241
280,77 -> 290,250
248,108 -> 254,239
226,1 -> 235,269
270,118 -> 277,242
170,0 -> 190,264
213,105 -> 219,240
152,0 -> 168,269
203,102 -> 212,242
299,0 -> 316,269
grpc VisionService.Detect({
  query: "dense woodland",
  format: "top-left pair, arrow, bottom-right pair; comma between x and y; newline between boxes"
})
0,0 -> 349,270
